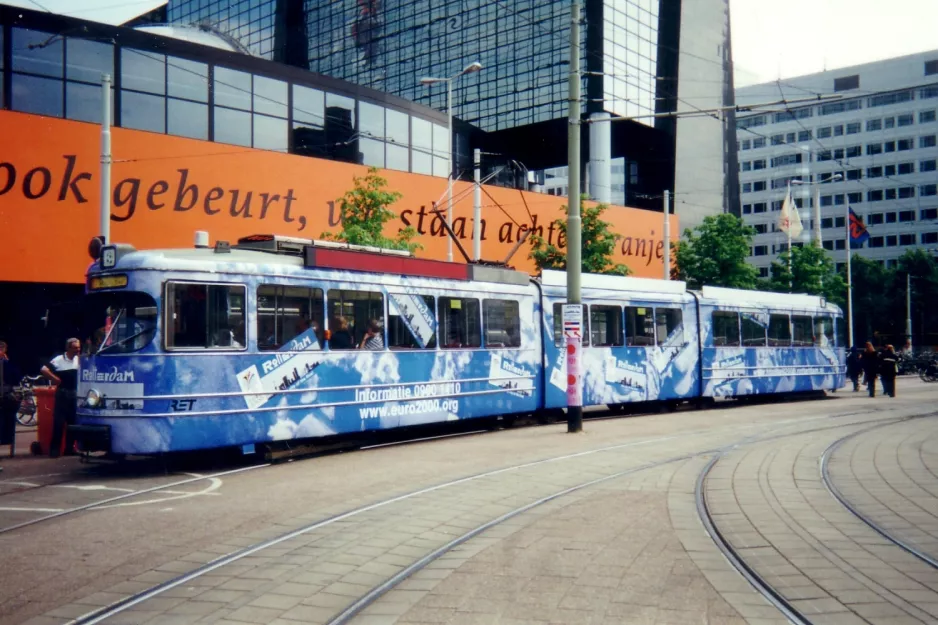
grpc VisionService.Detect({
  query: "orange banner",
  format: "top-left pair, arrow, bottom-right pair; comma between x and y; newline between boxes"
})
0,110 -> 677,284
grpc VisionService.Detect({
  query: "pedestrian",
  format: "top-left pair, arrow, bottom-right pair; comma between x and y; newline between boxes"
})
861,342 -> 879,397
845,346 -> 861,392
880,344 -> 898,398
0,340 -> 21,465
40,338 -> 81,458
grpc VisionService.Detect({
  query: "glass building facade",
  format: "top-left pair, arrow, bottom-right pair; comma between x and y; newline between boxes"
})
1,8 -> 452,178
167,0 -> 277,59
601,0 -> 659,121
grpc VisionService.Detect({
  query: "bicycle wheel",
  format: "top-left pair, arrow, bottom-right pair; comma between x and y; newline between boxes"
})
16,411 -> 36,426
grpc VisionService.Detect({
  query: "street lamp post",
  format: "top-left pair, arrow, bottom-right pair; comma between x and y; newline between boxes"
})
420,62 -> 483,263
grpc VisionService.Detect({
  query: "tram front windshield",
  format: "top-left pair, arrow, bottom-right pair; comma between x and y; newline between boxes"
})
83,292 -> 158,354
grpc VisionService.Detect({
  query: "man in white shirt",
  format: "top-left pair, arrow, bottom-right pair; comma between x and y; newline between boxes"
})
41,338 -> 80,458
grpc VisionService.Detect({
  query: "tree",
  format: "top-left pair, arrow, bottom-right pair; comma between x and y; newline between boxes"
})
671,214 -> 757,289
842,253 -> 889,345
768,242 -> 845,304
528,198 -> 630,276
322,167 -> 420,252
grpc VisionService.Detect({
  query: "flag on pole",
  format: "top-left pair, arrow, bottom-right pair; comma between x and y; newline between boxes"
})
778,189 -> 803,238
848,207 -> 870,248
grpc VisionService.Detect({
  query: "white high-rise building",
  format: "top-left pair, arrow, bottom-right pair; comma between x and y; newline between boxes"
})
735,51 -> 938,277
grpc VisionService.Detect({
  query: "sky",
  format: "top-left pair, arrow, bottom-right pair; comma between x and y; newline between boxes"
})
5,0 -> 938,89
731,0 -> 938,86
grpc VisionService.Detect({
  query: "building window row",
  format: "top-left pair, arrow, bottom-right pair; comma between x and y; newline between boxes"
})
3,27 -> 450,177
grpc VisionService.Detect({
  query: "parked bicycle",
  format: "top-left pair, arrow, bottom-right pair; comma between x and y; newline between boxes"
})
12,376 -> 45,426
919,360 -> 938,383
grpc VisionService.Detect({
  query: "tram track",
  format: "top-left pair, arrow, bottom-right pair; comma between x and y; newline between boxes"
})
61,410 -> 916,625
820,418 -> 938,571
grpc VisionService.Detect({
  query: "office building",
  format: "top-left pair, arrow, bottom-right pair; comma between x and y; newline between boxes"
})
166,0 -> 737,226
736,51 -> 938,276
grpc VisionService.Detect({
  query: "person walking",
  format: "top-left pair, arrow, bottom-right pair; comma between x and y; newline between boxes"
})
0,340 -> 21,464
880,344 -> 898,398
845,346 -> 862,392
861,342 -> 879,398
41,338 -> 81,458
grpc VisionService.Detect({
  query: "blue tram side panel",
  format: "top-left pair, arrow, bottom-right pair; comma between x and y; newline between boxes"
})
539,270 -> 701,408
698,286 -> 846,397
77,238 -> 542,455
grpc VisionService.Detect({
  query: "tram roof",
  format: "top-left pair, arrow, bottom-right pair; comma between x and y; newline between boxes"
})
700,285 -> 837,312
539,270 -> 688,295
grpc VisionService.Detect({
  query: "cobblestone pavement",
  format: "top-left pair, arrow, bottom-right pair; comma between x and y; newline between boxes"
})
12,379 -> 938,625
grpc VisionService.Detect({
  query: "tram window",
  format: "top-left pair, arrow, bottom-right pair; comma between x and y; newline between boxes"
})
166,283 -> 245,349
836,318 -> 847,347
327,290 -> 384,350
742,314 -> 766,346
590,305 -> 623,347
439,297 -> 481,348
483,299 -> 521,348
815,317 -> 835,347
388,293 -> 437,349
625,307 -> 655,346
768,314 -> 791,346
791,316 -> 814,346
552,303 -> 589,347
712,311 -> 740,346
655,308 -> 684,346
257,285 -> 324,351
84,291 -> 158,354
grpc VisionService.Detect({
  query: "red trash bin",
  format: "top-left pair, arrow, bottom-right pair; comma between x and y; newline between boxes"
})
32,387 -> 64,456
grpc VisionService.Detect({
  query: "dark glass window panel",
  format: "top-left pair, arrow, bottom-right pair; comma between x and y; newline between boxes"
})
439,297 -> 481,349
214,107 -> 251,146
589,305 -> 623,347
742,316 -> 765,346
166,283 -> 245,350
121,90 -> 165,133
167,98 -> 208,140
625,306 -> 655,346
712,311 -> 740,346
326,290 -> 385,350
768,314 -> 791,346
167,57 -> 208,102
791,316 -> 814,347
66,82 -> 114,124
12,74 -> 63,117
325,93 -> 356,163
214,66 -> 251,110
66,39 -> 113,84
386,144 -> 408,172
253,75 -> 287,117
483,299 -> 521,348
253,114 -> 287,152
293,84 -> 324,128
257,286 -> 325,351
121,49 -> 165,95
12,28 -> 63,78
359,137 -> 385,167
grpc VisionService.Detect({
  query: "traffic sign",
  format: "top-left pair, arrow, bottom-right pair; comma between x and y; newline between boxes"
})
562,304 -> 582,339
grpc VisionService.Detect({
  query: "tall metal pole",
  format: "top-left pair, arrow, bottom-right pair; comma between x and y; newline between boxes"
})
906,272 -> 912,349
446,79 -> 454,263
813,183 -> 821,247
786,182 -> 792,292
473,148 -> 482,261
566,2 -> 582,434
100,73 -> 112,244
663,190 -> 670,280
845,203 -> 854,347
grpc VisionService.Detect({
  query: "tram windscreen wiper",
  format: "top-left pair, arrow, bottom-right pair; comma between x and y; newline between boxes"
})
96,326 -> 153,354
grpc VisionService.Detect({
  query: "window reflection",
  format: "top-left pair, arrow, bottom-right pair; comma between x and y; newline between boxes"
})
167,57 -> 208,102
121,49 -> 165,95
412,150 -> 432,175
253,75 -> 287,117
122,91 -> 165,133
214,67 -> 252,110
293,84 -> 324,127
386,143 -> 409,172
12,74 -> 63,117
412,117 -> 432,151
254,114 -> 288,152
168,99 -> 208,140
386,109 -> 409,145
359,137 -> 385,167
359,101 -> 385,140
67,83 -> 114,124
12,28 -> 63,78
214,107 -> 251,146
325,93 -> 356,163
66,39 -> 113,84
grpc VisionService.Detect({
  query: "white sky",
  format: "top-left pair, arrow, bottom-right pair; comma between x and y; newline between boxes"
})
731,0 -> 938,86
6,0 -> 938,89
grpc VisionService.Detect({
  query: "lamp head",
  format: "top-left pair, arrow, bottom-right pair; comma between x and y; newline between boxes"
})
420,77 -> 442,85
462,62 -> 483,75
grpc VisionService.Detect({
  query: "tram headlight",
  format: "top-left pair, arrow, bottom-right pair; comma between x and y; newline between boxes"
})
85,389 -> 102,408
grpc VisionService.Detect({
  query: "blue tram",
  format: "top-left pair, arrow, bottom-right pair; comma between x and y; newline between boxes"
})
72,235 -> 844,456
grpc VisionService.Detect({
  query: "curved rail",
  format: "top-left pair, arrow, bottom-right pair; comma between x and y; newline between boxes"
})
820,427 -> 938,570
695,454 -> 814,625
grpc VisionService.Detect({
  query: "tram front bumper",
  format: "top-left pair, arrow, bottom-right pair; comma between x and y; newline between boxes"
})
68,424 -> 111,453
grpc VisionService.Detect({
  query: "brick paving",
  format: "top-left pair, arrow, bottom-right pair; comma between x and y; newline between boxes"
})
13,379 -> 938,625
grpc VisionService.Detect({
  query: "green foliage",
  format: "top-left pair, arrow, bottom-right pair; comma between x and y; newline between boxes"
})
528,198 -> 630,276
671,214 -> 758,289
768,242 -> 845,305
322,167 -> 420,252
